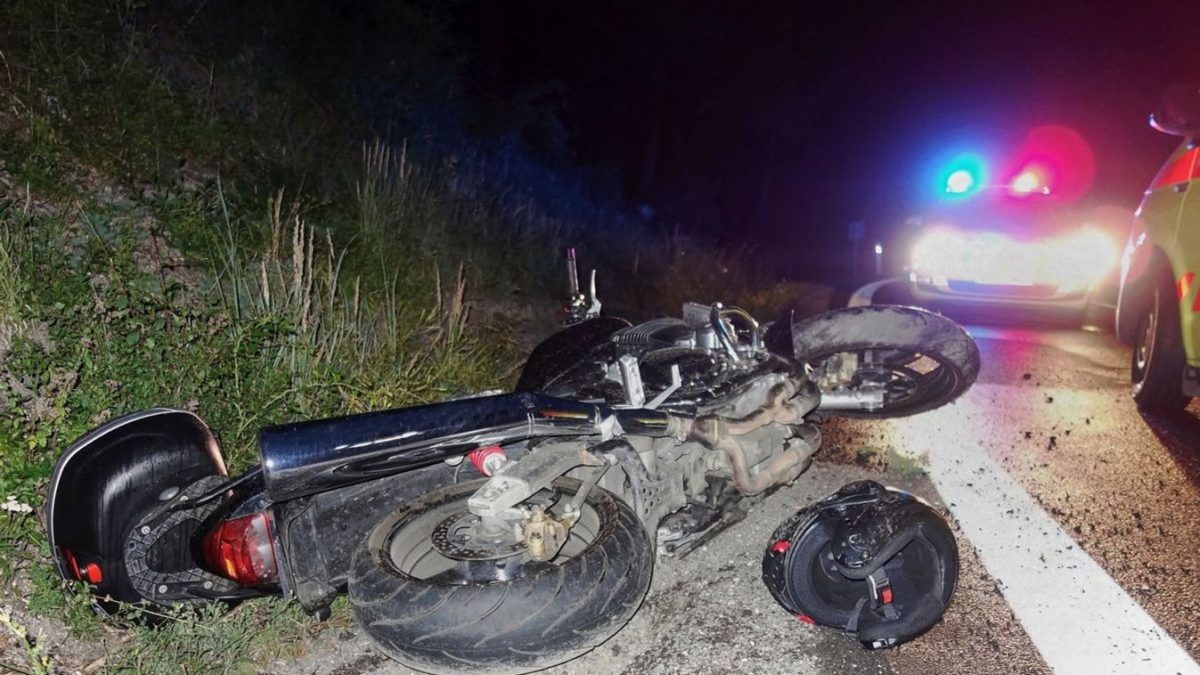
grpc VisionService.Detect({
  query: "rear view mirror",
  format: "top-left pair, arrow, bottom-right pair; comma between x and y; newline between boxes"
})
1151,82 -> 1200,136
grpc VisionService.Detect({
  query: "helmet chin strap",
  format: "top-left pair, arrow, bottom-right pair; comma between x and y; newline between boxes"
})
866,569 -> 899,618
843,566 -> 898,632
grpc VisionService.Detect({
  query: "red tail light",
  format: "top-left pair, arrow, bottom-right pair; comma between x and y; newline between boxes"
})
202,513 -> 279,585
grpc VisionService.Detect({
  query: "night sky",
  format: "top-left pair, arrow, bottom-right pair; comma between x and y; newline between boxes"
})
454,1 -> 1200,275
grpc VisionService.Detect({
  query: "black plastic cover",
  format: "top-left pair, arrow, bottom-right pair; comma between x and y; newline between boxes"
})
47,409 -> 227,609
515,316 -> 631,392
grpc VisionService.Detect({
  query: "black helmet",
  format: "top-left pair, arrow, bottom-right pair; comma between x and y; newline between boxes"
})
761,480 -> 958,648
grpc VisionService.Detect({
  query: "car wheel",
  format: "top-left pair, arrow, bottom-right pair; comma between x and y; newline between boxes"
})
1131,266 -> 1190,412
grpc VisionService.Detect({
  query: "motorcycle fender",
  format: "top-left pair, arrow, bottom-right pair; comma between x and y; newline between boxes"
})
47,409 -> 227,606
273,460 -> 461,612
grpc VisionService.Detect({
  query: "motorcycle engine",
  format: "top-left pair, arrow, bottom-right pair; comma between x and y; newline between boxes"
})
596,303 -> 793,413
519,299 -> 817,557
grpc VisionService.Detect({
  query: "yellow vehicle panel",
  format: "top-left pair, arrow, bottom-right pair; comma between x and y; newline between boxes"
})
1137,140 -> 1197,361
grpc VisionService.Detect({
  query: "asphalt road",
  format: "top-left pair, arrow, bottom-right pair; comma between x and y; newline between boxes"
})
843,282 -> 1200,675
276,285 -> 1200,675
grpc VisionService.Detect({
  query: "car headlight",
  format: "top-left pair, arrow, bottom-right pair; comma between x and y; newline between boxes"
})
1054,228 -> 1118,292
911,227 -> 967,276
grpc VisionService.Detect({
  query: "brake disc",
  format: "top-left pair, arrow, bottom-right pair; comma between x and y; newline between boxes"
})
430,512 -> 525,561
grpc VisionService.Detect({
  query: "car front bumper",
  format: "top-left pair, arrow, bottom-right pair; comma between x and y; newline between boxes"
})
910,274 -> 1090,312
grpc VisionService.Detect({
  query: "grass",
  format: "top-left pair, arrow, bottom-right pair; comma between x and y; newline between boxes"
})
0,115 -> 523,665
111,601 -> 314,673
0,168 -> 519,670
356,139 -> 413,241
0,216 -> 22,321
23,565 -> 320,674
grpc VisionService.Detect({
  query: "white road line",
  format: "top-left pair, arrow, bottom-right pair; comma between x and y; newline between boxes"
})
892,391 -> 1200,675
848,278 -> 903,307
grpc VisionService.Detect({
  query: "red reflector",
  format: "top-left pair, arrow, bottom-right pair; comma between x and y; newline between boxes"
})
881,587 -> 893,604
1153,147 -> 1200,190
796,614 -> 815,625
202,513 -> 279,585
770,540 -> 791,554
62,548 -> 82,581
84,563 -> 103,584
1178,272 -> 1195,302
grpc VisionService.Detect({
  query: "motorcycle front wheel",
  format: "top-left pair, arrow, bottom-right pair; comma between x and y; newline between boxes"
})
347,477 -> 653,675
792,305 -> 980,418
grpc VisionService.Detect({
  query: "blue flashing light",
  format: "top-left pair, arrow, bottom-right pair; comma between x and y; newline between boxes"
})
945,169 -> 975,194
936,152 -> 987,200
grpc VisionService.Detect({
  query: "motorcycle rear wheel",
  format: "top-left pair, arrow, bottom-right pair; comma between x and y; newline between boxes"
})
347,478 -> 653,675
792,305 -> 980,418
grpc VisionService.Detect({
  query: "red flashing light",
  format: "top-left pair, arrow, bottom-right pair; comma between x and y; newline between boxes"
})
796,614 -> 815,625
202,513 -> 279,585
1011,125 -> 1095,202
770,540 -> 792,554
1011,169 -> 1046,195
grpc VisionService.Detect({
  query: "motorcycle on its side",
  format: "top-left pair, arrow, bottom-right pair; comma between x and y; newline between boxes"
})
47,251 -> 978,673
